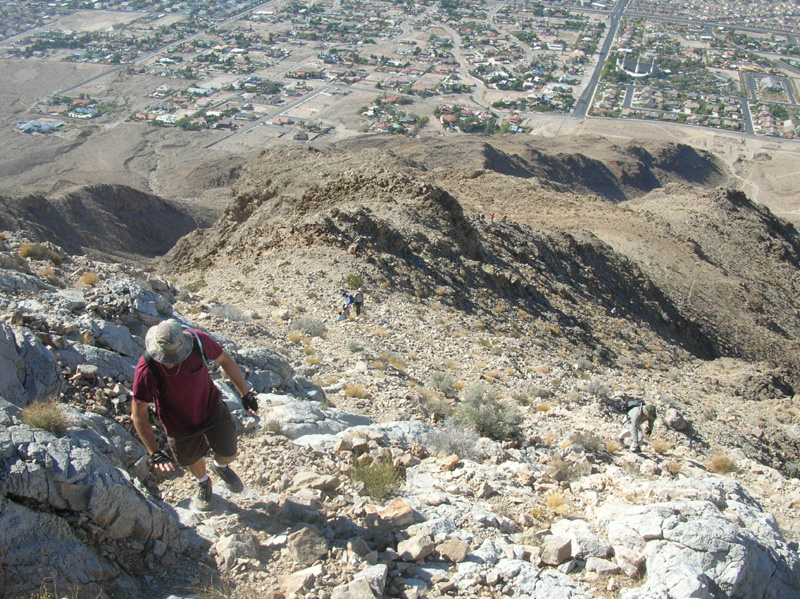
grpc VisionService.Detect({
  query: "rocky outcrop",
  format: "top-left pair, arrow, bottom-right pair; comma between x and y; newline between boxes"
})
0,184 -> 205,260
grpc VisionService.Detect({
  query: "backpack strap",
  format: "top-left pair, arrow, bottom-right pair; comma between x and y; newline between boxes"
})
143,349 -> 168,403
186,328 -> 208,366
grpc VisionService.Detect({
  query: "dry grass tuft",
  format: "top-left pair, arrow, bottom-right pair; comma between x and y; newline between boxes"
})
708,452 -> 736,474
22,400 -> 67,435
19,243 -> 62,265
345,383 -> 369,399
665,459 -> 682,475
81,272 -> 99,286
535,403 -> 551,412
546,491 -> 569,514
652,438 -> 672,454
605,439 -> 621,454
287,330 -> 303,344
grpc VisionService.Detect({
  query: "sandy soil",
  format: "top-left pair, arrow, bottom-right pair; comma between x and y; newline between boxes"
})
51,10 -> 144,32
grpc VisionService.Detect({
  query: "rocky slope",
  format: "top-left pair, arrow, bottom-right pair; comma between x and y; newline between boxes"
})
0,183 -> 215,262
2,137 -> 800,599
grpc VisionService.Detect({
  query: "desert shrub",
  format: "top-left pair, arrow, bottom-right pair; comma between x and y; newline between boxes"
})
209,303 -> 248,322
652,438 -> 672,454
288,330 -> 303,344
453,383 -> 522,440
19,243 -> 62,265
196,257 -> 212,271
185,278 -> 207,293
419,388 -> 454,420
570,431 -> 603,453
530,386 -> 551,399
708,452 -> 736,474
303,346 -> 315,355
425,417 -> 483,461
291,317 -> 327,338
536,403 -> 551,412
349,459 -> 402,500
346,340 -> 364,352
22,400 -> 66,435
344,274 -> 363,289
345,383 -> 368,398
428,371 -> 457,397
575,356 -> 593,371
263,419 -> 284,436
306,355 -> 321,365
81,272 -> 99,286
665,459 -> 682,475
605,439 -> 621,454
586,378 -> 612,399
381,350 -> 406,371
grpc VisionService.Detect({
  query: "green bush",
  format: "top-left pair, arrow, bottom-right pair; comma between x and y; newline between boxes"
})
586,378 -> 612,399
208,303 -> 248,322
346,340 -> 364,352
570,431 -> 603,453
290,317 -> 327,337
428,371 -> 457,397
22,400 -> 67,435
350,459 -> 402,500
344,274 -> 363,289
453,383 -> 522,440
185,278 -> 207,293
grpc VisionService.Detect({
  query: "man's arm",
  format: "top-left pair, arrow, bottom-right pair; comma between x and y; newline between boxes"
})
215,351 -> 249,397
131,401 -> 175,472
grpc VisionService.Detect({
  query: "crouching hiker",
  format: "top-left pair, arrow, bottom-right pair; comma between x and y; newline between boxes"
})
131,319 -> 259,511
618,399 -> 657,453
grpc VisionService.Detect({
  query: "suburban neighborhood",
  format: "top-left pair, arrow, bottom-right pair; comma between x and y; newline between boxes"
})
2,0 -> 799,139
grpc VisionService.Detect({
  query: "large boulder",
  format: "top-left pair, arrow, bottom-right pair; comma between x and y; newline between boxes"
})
57,343 -> 137,382
0,269 -> 55,295
0,322 -> 63,407
0,418 -> 186,599
237,347 -> 294,387
598,479 -> 800,599
75,315 -> 144,357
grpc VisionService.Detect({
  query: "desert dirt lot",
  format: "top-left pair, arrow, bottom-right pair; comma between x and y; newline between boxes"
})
49,10 -> 145,33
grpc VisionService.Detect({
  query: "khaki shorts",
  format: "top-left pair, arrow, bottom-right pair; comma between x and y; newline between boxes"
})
167,401 -> 237,466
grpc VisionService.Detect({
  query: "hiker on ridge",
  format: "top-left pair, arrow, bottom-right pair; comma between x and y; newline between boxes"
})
618,398 -> 657,453
339,289 -> 353,320
353,287 -> 365,317
131,319 -> 258,511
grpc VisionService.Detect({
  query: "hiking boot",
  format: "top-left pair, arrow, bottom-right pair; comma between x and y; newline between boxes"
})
210,462 -> 244,493
195,477 -> 213,512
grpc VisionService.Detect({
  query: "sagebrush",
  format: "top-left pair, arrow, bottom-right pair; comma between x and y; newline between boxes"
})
453,383 -> 522,440
290,317 -> 327,337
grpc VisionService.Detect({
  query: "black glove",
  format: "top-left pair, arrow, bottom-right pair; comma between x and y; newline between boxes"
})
645,423 -> 653,436
241,390 -> 258,413
148,450 -> 173,467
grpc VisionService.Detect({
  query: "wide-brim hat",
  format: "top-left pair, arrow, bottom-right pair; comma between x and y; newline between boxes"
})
145,319 -> 192,365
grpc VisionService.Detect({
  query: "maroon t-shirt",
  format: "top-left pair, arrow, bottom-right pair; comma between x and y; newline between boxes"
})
132,329 -> 224,436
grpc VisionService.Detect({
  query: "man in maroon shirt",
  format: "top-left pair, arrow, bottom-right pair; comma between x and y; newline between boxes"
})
131,319 -> 258,511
